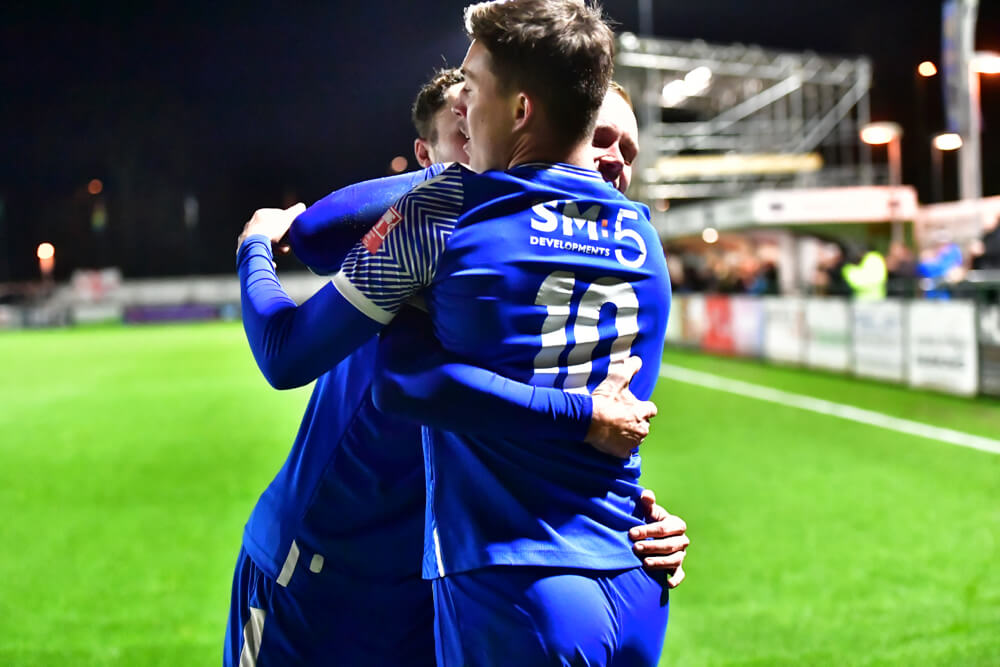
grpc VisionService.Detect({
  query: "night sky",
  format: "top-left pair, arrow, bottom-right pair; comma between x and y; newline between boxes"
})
2,0 -> 998,281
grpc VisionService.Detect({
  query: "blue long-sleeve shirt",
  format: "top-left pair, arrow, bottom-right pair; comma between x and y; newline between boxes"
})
239,162 -> 670,580
238,168 -> 592,596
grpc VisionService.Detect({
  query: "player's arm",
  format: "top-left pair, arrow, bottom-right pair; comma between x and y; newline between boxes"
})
288,165 -> 449,274
238,226 -> 383,389
373,307 -> 656,458
238,170 -> 462,389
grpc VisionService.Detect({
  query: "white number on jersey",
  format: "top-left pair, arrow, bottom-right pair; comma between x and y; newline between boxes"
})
531,271 -> 640,393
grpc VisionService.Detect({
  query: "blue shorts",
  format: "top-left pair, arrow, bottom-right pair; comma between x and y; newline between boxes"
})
433,566 -> 669,666
223,546 -> 435,666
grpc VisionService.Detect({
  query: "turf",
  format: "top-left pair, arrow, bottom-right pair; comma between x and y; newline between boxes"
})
0,323 -> 309,666
653,348 -> 1000,666
0,323 -> 997,665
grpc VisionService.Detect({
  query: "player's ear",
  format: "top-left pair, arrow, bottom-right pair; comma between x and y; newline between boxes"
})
414,138 -> 433,168
512,92 -> 532,132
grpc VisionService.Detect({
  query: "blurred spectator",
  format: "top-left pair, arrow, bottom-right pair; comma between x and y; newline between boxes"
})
736,255 -> 762,294
843,248 -> 887,300
666,255 -> 688,293
663,236 -> 780,295
967,213 -> 1000,304
812,243 -> 850,296
971,213 -> 1000,270
753,261 -> 779,295
886,242 -> 917,297
918,241 -> 964,298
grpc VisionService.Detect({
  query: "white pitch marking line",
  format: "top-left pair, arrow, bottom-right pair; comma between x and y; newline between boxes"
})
659,363 -> 1000,456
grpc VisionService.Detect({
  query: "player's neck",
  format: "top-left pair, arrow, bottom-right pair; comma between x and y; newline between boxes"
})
507,134 -> 594,172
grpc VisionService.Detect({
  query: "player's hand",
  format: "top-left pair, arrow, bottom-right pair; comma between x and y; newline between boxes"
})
585,356 -> 657,458
237,202 -> 306,254
630,489 -> 689,588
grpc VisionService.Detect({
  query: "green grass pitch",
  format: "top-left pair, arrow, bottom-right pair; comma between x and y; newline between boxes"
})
0,322 -> 997,665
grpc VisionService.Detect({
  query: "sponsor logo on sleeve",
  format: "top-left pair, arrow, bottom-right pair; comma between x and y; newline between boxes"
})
362,206 -> 403,254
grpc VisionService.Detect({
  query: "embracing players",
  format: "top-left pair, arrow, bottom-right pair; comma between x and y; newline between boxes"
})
227,61 -> 684,667
230,2 -> 683,663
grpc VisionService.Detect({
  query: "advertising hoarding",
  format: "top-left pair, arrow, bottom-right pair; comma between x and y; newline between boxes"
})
805,298 -> 851,371
731,296 -> 765,357
852,300 -> 906,382
907,300 -> 978,395
682,294 -> 707,346
702,295 -> 735,354
665,295 -> 685,343
977,305 -> 1000,397
763,297 -> 805,364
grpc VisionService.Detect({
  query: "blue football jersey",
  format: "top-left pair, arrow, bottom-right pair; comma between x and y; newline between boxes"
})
332,162 -> 671,578
241,337 -> 426,591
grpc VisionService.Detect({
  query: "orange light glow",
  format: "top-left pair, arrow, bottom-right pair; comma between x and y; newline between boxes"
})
971,52 -> 1000,74
860,122 -> 902,146
37,243 -> 55,260
933,133 -> 963,151
917,61 -> 937,77
87,179 -> 103,195
389,156 -> 408,173
702,228 -> 719,244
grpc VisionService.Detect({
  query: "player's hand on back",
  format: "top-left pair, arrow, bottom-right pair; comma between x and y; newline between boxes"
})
585,356 -> 657,459
237,202 -> 306,255
630,489 -> 689,588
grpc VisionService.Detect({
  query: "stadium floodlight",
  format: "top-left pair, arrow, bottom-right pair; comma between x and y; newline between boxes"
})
618,31 -> 640,52
37,243 -> 54,261
930,133 -> 963,202
661,67 -> 713,108
933,133 -> 963,152
859,122 -> 902,146
971,51 -> 1000,75
37,242 -> 55,279
683,66 -> 712,95
661,79 -> 689,107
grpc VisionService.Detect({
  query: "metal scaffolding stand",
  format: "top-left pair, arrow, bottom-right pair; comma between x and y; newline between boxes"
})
615,34 -> 876,205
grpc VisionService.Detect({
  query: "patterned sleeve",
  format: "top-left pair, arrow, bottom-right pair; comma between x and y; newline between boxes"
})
332,165 -> 465,324
289,164 -> 450,275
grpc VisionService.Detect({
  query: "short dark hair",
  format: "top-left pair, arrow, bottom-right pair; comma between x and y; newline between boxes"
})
464,0 -> 614,148
412,68 -> 465,142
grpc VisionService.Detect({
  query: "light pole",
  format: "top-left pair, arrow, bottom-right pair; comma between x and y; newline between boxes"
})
37,243 -> 55,285
931,132 -> 963,202
860,121 -> 904,243
915,61 -> 937,197
963,51 -> 1000,200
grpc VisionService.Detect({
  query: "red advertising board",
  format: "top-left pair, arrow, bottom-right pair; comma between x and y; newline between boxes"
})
702,295 -> 735,354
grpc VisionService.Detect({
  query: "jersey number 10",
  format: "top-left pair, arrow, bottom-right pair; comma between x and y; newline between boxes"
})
531,271 -> 640,393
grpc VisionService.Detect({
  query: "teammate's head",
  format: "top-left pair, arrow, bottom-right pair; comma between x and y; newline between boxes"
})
455,0 -> 615,172
592,82 -> 638,193
412,68 -> 469,167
